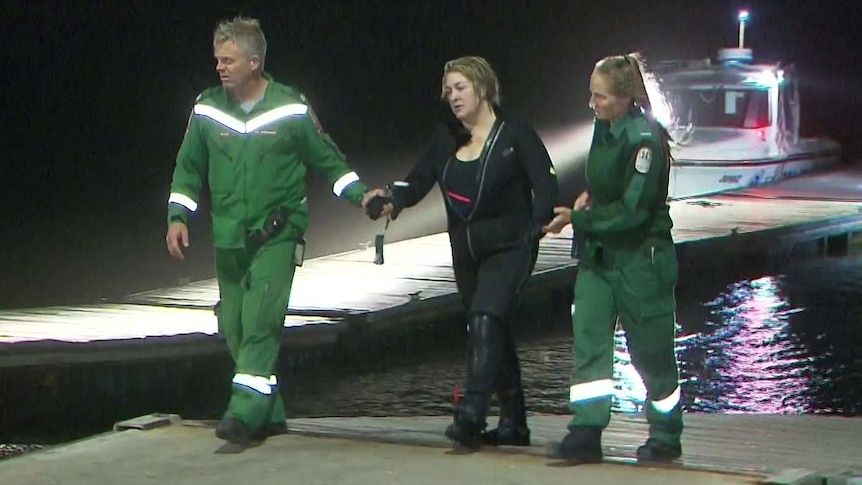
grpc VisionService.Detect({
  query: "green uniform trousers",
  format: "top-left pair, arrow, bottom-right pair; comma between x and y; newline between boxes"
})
215,239 -> 297,433
569,239 -> 683,447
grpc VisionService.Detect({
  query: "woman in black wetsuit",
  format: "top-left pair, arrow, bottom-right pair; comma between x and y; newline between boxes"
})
364,56 -> 559,449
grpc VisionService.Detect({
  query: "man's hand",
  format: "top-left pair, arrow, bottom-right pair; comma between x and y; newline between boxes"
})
542,207 -> 572,234
166,222 -> 190,261
361,188 -> 386,208
573,190 -> 592,211
362,188 -> 394,220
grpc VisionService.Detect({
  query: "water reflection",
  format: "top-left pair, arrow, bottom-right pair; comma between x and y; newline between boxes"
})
612,276 -> 816,414
285,255 -> 862,418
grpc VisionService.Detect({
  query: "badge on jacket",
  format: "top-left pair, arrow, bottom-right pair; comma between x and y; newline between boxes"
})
635,146 -> 652,174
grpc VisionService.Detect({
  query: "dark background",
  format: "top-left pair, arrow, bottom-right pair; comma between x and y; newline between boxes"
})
3,0 -> 861,309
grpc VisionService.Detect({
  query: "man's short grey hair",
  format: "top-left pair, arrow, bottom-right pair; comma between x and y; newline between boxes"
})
214,16 -> 267,70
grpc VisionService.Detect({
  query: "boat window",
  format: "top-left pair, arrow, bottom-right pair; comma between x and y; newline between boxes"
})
668,88 -> 770,129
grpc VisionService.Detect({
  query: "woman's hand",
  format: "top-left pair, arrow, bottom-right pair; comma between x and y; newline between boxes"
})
543,191 -> 591,234
573,190 -> 591,211
542,206 -> 572,234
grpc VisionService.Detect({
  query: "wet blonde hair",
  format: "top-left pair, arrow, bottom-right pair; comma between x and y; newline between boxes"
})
440,56 -> 501,105
214,16 -> 267,70
594,52 -> 672,158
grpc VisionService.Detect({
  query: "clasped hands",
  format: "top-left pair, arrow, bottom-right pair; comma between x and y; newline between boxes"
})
361,188 -> 395,220
542,190 -> 591,234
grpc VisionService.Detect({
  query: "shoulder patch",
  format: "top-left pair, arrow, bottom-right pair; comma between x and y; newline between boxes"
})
634,146 -> 652,174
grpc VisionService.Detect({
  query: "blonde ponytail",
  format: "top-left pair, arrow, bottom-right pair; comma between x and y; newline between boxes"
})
625,53 -> 651,111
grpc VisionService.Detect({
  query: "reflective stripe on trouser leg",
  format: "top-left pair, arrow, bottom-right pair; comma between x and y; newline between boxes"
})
233,374 -> 273,395
569,266 -> 618,429
614,243 -> 683,447
225,240 -> 297,432
645,383 -> 683,446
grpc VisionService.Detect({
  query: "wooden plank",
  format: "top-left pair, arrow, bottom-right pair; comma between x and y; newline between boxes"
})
118,195 -> 862,311
0,304 -> 338,344
285,413 -> 862,477
1,170 -> 861,351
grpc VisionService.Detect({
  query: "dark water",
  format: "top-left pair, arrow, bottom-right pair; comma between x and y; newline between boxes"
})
282,254 -> 862,419
3,253 -> 861,460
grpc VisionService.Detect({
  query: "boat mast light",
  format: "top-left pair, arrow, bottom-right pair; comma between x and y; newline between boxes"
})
738,10 -> 749,48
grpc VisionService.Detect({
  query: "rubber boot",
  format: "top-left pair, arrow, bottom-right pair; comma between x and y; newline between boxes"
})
215,416 -> 251,447
481,325 -> 530,446
547,426 -> 603,464
637,438 -> 682,462
445,313 -> 503,450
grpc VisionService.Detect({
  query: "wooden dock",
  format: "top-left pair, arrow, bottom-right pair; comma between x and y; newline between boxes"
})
2,168 -> 862,369
283,413 -> 862,480
3,168 -> 862,481
1,413 -> 859,483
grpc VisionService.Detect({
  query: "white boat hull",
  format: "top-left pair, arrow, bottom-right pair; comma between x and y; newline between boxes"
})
668,150 -> 841,200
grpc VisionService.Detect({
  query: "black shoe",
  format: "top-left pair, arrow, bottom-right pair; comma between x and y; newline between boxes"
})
215,417 -> 251,446
251,422 -> 289,442
480,425 -> 531,446
636,438 -> 682,462
547,427 -> 603,464
445,420 -> 484,450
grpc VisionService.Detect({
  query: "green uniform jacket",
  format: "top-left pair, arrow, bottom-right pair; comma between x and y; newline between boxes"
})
167,72 -> 368,248
571,110 -> 673,248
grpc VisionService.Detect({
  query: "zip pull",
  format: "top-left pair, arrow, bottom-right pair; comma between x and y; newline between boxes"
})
650,246 -> 655,263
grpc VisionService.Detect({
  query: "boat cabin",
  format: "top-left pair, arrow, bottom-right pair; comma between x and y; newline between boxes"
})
651,48 -> 798,160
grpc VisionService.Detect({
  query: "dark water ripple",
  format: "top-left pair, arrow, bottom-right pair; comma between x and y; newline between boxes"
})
5,256 -> 861,458
286,256 -> 862,418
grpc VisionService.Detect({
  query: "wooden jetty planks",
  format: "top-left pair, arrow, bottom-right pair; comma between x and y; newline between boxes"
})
1,169 -> 862,348
285,413 -> 862,477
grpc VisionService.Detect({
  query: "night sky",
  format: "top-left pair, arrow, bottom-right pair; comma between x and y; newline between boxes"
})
3,0 -> 861,309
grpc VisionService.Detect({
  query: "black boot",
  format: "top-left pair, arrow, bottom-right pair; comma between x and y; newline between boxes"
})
636,438 -> 682,462
445,406 -> 486,450
547,426 -> 603,464
215,416 -> 251,447
481,388 -> 531,446
445,313 -> 504,450
481,325 -> 530,446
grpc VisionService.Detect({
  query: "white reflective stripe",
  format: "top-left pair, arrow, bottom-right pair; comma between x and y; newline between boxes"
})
168,192 -> 198,212
232,373 -> 272,395
651,386 -> 681,413
268,375 -> 278,386
392,181 -> 410,187
246,104 -> 308,132
332,171 -> 360,196
193,105 -> 245,133
193,103 -> 308,134
569,379 -> 614,402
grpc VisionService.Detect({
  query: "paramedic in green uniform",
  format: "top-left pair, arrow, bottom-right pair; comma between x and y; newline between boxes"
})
543,53 -> 683,463
164,16 -> 373,448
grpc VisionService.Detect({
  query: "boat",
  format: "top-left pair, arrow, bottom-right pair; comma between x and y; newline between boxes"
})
644,10 -> 843,200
